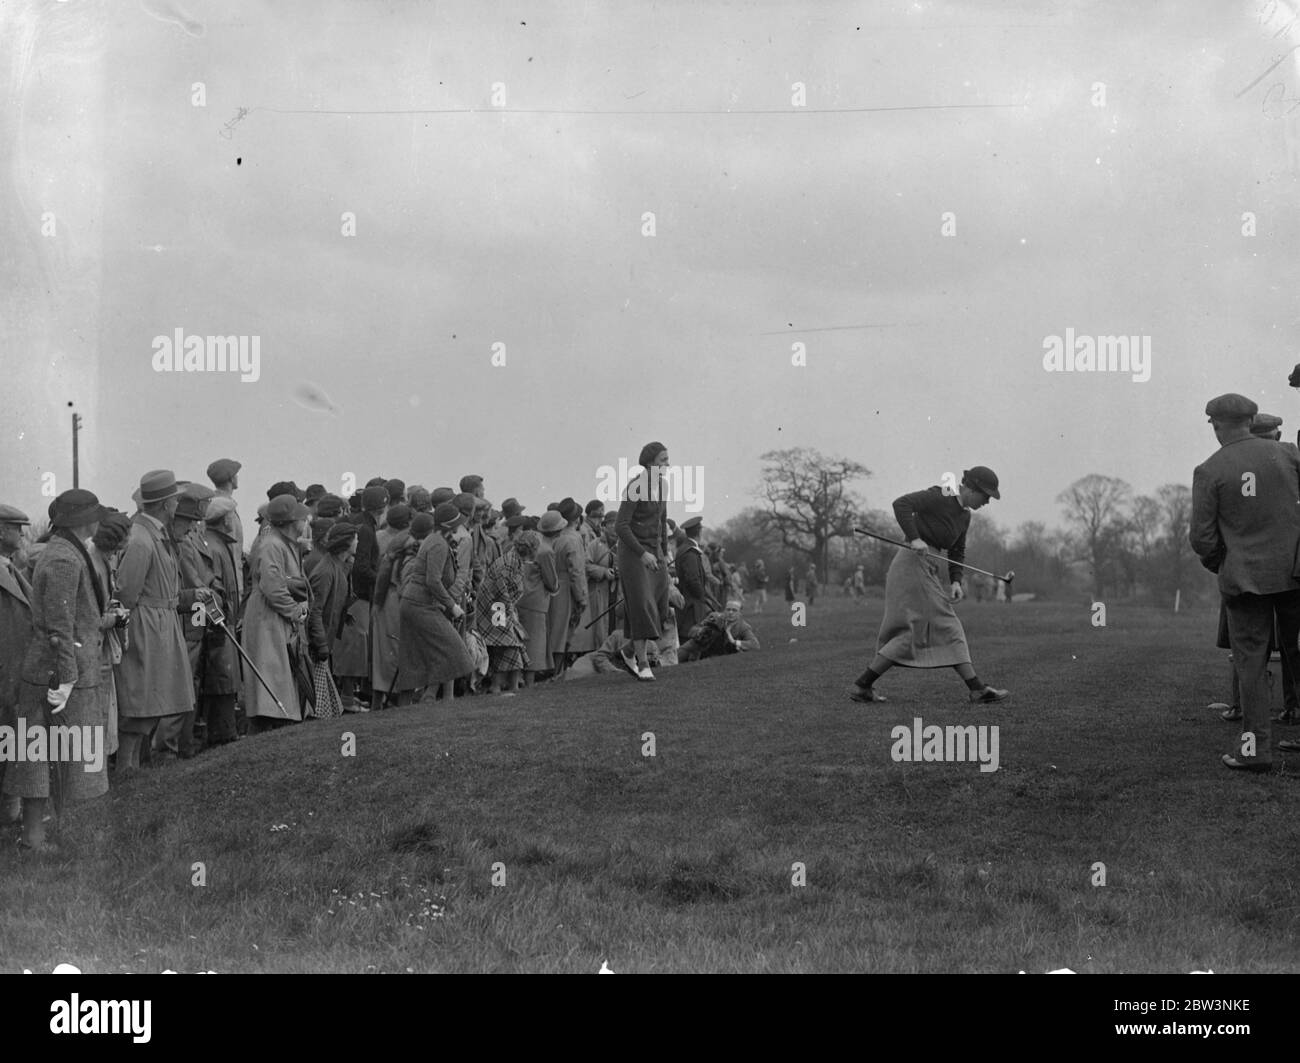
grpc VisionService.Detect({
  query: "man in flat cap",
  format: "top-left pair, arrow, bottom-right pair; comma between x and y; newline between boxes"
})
207,458 -> 244,602
0,504 -> 33,823
115,470 -> 196,772
1192,394 -> 1300,771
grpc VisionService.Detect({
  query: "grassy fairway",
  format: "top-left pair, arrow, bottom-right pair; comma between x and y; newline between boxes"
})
4,595 -> 1299,973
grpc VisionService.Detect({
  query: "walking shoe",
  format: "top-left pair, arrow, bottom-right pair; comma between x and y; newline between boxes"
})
619,646 -> 639,678
1221,754 -> 1272,772
1278,739 -> 1300,752
969,686 -> 1009,703
848,687 -> 887,703
636,665 -> 656,681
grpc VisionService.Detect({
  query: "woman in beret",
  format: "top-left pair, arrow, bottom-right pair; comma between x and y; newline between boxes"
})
615,442 -> 672,681
849,467 -> 1009,705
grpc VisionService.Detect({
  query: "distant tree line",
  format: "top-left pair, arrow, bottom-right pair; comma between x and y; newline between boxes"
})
712,452 -> 1215,604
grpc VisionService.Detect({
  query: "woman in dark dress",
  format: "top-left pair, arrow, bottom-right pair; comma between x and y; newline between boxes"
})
396,504 -> 474,705
615,441 -> 671,680
849,466 -> 1009,705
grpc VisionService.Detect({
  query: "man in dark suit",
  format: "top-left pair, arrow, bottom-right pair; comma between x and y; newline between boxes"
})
1191,393 -> 1300,771
675,516 -> 719,635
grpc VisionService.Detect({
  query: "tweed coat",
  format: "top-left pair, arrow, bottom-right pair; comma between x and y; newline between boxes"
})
1191,435 -> 1300,596
114,514 -> 195,719
4,533 -> 107,801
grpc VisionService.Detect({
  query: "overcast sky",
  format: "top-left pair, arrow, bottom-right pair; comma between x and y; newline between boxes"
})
3,0 -> 1299,543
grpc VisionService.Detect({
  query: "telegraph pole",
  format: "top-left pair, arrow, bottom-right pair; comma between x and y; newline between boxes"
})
71,406 -> 82,489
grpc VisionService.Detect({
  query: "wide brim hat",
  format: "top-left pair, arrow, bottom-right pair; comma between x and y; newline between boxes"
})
133,469 -> 181,505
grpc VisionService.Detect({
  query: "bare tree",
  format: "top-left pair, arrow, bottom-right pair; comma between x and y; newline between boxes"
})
1056,474 -> 1133,599
756,448 -> 870,583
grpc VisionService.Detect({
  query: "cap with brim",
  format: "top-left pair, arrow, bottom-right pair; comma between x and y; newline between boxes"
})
182,482 -> 215,502
0,504 -> 31,525
266,494 -> 310,524
206,458 -> 241,485
961,466 -> 1001,500
1205,393 -> 1258,421
362,485 -> 389,511
51,489 -> 102,529
1251,413 -> 1284,436
681,516 -> 703,532
135,469 -> 181,505
431,487 -> 456,506
173,496 -> 205,522
538,511 -> 566,534
453,492 -> 476,516
473,497 -> 492,511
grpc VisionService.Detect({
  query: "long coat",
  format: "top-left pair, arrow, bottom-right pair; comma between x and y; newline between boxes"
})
370,531 -> 410,692
397,531 -> 473,686
674,540 -> 716,634
547,527 -> 589,657
242,528 -> 304,721
0,557 -> 34,796
569,533 -> 615,654
200,524 -> 244,697
115,514 -> 195,719
3,533 -> 107,802
518,545 -> 558,671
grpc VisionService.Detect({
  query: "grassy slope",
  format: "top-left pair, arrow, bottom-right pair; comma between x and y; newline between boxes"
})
3,596 -> 1298,973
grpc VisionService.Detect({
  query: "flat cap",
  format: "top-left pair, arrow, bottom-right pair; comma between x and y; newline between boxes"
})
430,487 -> 456,506
0,504 -> 31,525
1251,412 -> 1284,436
962,466 -> 1001,500
51,489 -> 102,529
453,492 -> 477,516
206,458 -> 241,485
182,482 -> 215,502
1205,393 -> 1258,421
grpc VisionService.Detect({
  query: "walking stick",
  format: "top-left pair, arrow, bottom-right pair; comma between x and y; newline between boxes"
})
853,527 -> 1015,584
46,634 -> 65,824
201,595 -> 289,715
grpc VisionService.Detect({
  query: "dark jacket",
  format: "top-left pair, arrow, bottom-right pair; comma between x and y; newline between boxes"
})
21,533 -> 103,689
893,487 -> 972,584
349,511 -> 381,602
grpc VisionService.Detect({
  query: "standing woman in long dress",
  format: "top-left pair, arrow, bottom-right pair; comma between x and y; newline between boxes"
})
615,441 -> 672,681
243,494 -> 311,730
848,466 -> 1010,705
396,503 -> 474,704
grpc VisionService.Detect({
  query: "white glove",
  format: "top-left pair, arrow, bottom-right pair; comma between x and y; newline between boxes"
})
47,681 -> 74,712
909,539 -> 928,554
950,581 -> 965,602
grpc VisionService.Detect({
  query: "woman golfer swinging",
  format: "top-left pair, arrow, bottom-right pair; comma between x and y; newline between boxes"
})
849,466 -> 1009,704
